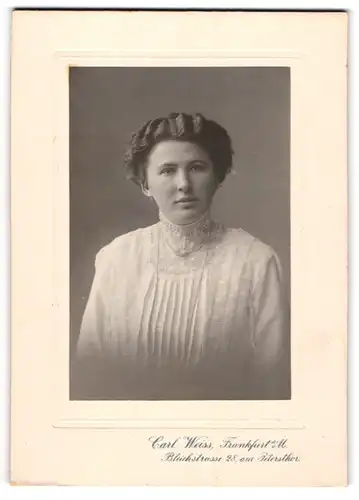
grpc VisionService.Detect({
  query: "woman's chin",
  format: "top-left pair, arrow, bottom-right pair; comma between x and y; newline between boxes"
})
172,208 -> 205,225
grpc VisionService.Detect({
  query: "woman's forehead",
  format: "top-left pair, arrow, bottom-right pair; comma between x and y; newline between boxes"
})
147,140 -> 211,165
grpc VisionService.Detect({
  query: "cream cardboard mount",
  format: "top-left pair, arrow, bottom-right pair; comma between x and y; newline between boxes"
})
10,11 -> 347,486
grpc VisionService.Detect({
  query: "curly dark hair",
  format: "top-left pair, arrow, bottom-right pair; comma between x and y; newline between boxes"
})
124,112 -> 234,186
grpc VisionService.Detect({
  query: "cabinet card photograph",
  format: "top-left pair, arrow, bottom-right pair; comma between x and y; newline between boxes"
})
11,11 -> 347,487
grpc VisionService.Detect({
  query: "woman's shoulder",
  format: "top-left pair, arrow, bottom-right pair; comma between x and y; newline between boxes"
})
222,227 -> 282,285
94,225 -> 154,268
224,227 -> 279,265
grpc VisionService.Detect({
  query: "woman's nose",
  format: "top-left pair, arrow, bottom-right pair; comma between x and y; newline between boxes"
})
176,170 -> 191,192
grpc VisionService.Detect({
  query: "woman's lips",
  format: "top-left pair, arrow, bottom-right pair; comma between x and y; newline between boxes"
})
175,198 -> 197,204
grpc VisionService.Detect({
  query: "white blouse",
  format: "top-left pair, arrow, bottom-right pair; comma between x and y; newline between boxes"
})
73,215 -> 290,401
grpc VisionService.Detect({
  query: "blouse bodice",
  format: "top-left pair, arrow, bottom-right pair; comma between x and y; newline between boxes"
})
73,218 -> 290,401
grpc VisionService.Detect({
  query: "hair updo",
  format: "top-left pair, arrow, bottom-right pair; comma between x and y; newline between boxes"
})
124,112 -> 234,186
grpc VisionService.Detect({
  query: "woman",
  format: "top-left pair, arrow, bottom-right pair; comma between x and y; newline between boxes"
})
72,112 -> 290,401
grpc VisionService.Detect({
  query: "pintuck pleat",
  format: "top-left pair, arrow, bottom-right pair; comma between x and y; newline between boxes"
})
137,272 -> 206,368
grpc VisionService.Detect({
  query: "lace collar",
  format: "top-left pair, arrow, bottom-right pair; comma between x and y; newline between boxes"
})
158,211 -> 221,257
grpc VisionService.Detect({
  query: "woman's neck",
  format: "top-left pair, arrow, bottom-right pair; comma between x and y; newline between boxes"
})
158,210 -> 218,257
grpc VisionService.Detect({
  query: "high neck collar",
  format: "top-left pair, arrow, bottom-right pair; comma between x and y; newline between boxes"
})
159,211 -> 212,237
158,211 -> 219,257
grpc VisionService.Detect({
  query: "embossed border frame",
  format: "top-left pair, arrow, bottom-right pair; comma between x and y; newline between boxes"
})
52,50 -> 300,430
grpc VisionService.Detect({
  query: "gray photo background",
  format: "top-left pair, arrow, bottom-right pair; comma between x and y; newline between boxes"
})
70,66 -> 290,359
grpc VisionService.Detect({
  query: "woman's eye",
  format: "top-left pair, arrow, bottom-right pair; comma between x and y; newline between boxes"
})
189,163 -> 206,172
160,167 -> 175,175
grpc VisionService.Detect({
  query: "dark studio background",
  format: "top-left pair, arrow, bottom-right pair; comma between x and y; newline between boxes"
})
69,66 -> 291,364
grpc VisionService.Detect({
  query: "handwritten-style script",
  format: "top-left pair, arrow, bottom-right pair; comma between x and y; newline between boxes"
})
148,435 -> 300,463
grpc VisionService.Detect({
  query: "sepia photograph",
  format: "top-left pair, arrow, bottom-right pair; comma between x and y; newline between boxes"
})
69,67 -> 291,401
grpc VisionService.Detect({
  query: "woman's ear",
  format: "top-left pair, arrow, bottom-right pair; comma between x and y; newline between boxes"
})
139,162 -> 151,197
213,178 -> 222,192
140,182 -> 151,198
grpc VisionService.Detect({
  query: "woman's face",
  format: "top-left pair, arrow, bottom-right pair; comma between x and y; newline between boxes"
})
144,140 -> 219,225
